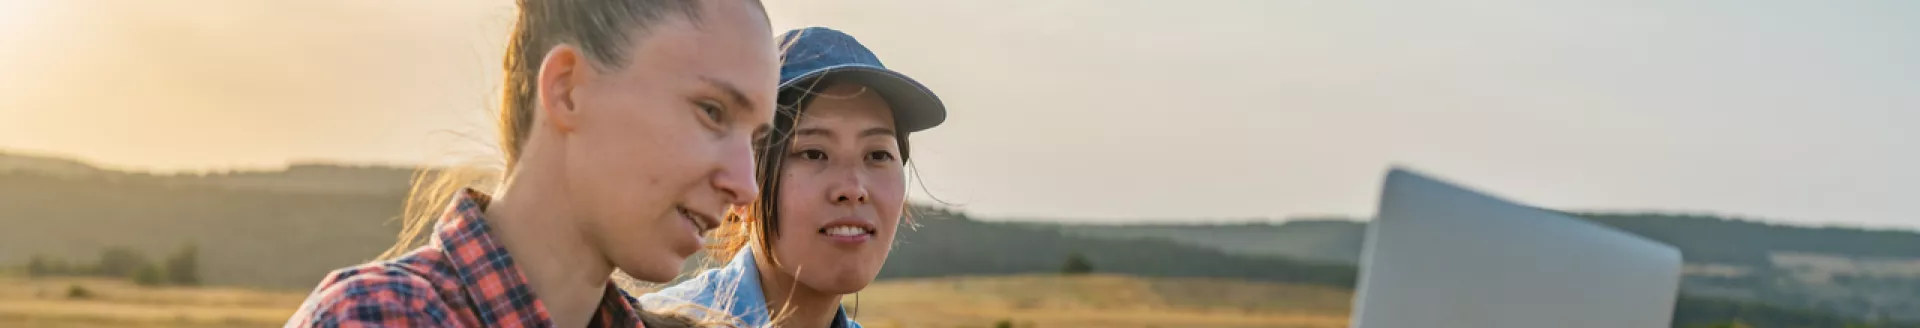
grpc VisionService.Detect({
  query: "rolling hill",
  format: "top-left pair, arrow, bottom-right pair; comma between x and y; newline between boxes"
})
885,209 -> 1357,287
1053,214 -> 1920,268
1040,213 -> 1920,322
0,152 -> 1354,290
2,151 -> 1915,326
0,172 -> 403,288
1034,218 -> 1366,265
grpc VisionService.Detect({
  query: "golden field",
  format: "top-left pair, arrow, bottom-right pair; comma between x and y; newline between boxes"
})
1,274 -> 1352,328
0,277 -> 301,328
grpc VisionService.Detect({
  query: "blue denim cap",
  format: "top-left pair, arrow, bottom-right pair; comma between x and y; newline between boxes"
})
777,27 -> 946,133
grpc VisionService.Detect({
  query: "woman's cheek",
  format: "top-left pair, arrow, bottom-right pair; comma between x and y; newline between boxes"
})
876,181 -> 909,224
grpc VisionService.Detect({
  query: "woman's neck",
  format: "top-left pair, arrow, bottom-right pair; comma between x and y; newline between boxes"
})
755,254 -> 843,328
485,166 -> 613,328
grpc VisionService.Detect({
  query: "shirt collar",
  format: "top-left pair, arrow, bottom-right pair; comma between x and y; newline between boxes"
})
645,246 -> 858,328
432,189 -> 641,327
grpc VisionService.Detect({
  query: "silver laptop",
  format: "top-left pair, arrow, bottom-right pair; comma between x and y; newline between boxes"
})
1349,168 -> 1683,328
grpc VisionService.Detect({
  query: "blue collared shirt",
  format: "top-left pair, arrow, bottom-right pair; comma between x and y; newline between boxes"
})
640,247 -> 860,328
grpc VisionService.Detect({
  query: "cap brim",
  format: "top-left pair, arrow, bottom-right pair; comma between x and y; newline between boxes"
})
780,64 -> 946,133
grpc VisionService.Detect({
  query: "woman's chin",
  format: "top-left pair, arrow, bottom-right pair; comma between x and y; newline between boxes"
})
617,258 -> 686,283
812,283 -> 869,296
804,273 -> 876,295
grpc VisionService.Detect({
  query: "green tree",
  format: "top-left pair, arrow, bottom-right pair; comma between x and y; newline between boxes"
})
66,284 -> 92,299
27,255 -> 79,277
993,319 -> 1014,328
96,246 -> 149,277
1060,252 -> 1093,275
1699,320 -> 1751,328
164,242 -> 200,286
131,263 -> 166,287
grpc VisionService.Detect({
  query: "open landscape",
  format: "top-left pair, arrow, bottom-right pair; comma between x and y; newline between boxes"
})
7,0 -> 1918,326
3,151 -> 1917,327
0,276 -> 299,328
847,275 -> 1353,328
0,274 -> 1353,328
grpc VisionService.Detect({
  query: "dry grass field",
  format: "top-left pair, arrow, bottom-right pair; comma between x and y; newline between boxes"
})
1,274 -> 1353,328
849,274 -> 1352,328
0,277 -> 304,328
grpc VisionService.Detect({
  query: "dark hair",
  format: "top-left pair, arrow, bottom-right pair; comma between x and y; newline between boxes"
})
705,76 -> 918,268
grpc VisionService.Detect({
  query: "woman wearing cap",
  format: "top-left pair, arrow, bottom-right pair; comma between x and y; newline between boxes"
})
640,26 -> 947,328
286,0 -> 778,327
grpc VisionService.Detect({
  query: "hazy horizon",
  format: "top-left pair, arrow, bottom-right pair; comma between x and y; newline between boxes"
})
1,0 -> 1915,228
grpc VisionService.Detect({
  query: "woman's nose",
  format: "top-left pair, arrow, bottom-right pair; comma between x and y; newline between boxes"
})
713,138 -> 759,207
829,169 -> 870,205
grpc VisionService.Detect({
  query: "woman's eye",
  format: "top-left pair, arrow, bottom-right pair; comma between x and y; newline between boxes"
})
868,151 -> 896,162
795,149 -> 827,161
697,101 -> 725,124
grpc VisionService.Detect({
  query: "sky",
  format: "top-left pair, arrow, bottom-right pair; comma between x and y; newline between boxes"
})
0,0 -> 1915,228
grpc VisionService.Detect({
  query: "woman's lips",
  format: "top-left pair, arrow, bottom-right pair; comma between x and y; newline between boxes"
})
819,217 -> 876,245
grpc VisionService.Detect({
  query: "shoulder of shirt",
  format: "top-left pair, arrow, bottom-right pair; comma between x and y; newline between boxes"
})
638,266 -> 726,308
640,266 -> 774,327
287,251 -> 458,327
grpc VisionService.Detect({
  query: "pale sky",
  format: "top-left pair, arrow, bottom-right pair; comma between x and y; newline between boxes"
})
1,0 -> 1915,228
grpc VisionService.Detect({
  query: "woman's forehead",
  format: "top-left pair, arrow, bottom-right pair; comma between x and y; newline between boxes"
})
799,82 -> 893,119
793,99 -> 897,136
626,0 -> 779,107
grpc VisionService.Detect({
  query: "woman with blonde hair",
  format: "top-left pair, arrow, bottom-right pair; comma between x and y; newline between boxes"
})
641,26 -> 949,328
285,0 -> 779,326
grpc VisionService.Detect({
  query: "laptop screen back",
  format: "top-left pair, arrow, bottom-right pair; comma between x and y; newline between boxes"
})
1349,169 -> 1682,328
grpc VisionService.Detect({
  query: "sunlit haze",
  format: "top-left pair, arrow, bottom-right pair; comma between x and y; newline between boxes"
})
1,0 -> 1915,227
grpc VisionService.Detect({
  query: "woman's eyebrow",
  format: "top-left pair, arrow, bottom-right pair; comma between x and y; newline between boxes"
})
699,75 -> 758,116
794,127 -> 896,139
859,127 -> 896,139
795,127 -> 834,138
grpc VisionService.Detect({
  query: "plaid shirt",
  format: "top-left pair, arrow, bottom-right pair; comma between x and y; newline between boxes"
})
286,190 -> 644,328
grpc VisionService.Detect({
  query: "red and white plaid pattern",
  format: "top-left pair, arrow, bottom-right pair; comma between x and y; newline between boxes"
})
286,189 -> 643,328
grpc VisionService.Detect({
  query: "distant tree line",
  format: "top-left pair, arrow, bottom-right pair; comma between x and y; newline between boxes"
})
24,242 -> 201,287
1670,296 -> 1918,328
882,212 -> 1360,287
1060,252 -> 1093,275
1575,212 -> 1920,268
